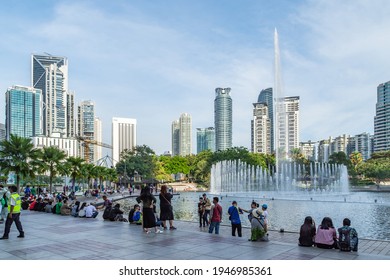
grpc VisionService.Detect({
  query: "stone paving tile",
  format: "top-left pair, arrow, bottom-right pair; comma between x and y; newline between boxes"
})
3,211 -> 390,260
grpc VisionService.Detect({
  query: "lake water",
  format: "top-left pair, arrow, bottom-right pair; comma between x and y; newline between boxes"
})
119,191 -> 390,241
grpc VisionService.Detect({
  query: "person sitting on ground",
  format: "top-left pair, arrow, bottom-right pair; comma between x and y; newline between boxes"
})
54,199 -> 63,215
78,202 -> 87,217
85,203 -> 98,218
29,197 -> 37,211
71,201 -> 80,217
249,208 -> 267,241
60,199 -> 72,216
109,204 -> 125,221
129,205 -> 142,225
315,217 -> 338,249
34,197 -> 45,212
21,197 -> 29,210
44,201 -> 53,213
338,218 -> 358,252
299,216 -> 316,247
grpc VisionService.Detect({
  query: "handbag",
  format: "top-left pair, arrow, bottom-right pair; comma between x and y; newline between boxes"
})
161,193 -> 173,211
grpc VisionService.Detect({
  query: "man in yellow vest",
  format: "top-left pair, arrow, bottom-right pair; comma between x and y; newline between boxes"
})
0,185 -> 24,239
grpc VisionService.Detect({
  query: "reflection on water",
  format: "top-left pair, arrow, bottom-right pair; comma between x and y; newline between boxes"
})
117,191 -> 390,240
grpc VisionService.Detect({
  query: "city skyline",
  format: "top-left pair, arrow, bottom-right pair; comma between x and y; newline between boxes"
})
1,1 -> 390,154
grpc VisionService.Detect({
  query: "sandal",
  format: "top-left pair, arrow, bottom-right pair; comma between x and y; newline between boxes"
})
170,226 -> 177,230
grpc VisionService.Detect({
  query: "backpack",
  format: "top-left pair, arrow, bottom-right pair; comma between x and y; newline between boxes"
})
128,209 -> 135,223
103,206 -> 112,220
338,227 -> 351,251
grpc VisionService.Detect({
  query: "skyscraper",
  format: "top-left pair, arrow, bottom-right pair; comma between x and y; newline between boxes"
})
171,120 -> 180,156
374,81 -> 390,152
5,85 -> 42,139
251,102 -> 271,154
275,96 -> 300,158
67,91 -> 75,138
179,113 -> 192,156
94,117 -> 102,161
32,54 -> 68,137
214,87 -> 232,151
196,127 -> 215,154
0,123 -> 5,141
78,101 -> 95,162
112,117 -> 137,163
258,88 -> 274,152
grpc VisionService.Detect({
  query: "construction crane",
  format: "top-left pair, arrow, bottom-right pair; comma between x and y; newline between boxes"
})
76,136 -> 113,163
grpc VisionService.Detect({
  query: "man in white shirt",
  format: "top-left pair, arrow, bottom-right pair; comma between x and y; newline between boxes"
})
85,203 -> 98,218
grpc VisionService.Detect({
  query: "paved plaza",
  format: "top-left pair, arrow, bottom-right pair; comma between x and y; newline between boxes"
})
1,210 -> 390,260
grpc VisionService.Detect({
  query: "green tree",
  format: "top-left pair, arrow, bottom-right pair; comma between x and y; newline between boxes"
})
358,152 -> 390,185
117,145 -> 157,180
329,151 -> 350,166
39,146 -> 67,193
65,157 -> 85,191
0,134 -> 39,192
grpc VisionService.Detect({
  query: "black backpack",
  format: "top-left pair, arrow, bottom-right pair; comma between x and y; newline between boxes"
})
338,227 -> 351,251
128,209 -> 135,223
102,206 -> 112,220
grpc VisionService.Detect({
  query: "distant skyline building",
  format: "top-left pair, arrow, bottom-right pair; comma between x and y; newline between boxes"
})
0,123 -> 5,141
329,134 -> 350,155
275,96 -> 300,158
5,85 -> 42,139
299,140 -> 316,162
78,100 -> 95,163
171,120 -> 180,156
32,54 -> 69,137
374,81 -> 390,152
318,139 -> 330,163
214,87 -> 232,151
112,117 -> 137,163
67,91 -> 75,138
179,113 -> 192,156
251,102 -> 271,154
197,127 -> 215,154
94,117 -> 102,162
32,133 -> 78,157
257,88 -> 274,152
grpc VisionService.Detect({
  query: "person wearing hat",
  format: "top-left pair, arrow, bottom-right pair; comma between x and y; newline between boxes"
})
249,208 -> 266,241
261,204 -> 268,232
228,201 -> 243,237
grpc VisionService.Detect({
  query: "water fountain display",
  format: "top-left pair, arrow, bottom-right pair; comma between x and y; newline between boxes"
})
210,160 -> 349,197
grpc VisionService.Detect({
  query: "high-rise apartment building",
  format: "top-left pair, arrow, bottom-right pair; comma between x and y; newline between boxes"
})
318,139 -> 330,163
32,54 -> 69,137
251,102 -> 271,154
5,85 -> 42,139
374,81 -> 390,151
112,117 -> 137,163
67,91 -> 75,138
258,88 -> 274,152
329,134 -> 350,155
179,113 -> 192,156
171,120 -> 180,156
78,101 -> 95,162
299,140 -> 316,161
0,123 -> 5,141
94,117 -> 102,161
214,87 -> 232,151
275,96 -> 300,158
350,132 -> 372,161
197,127 -> 215,154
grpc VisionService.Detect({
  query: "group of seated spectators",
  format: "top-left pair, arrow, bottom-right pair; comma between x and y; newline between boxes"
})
298,216 -> 358,252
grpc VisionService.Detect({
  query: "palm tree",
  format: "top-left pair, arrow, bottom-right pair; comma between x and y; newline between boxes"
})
39,146 -> 67,193
80,163 -> 96,190
0,134 -> 39,192
65,156 -> 85,192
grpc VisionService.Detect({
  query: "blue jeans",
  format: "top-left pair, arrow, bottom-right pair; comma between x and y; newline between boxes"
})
209,221 -> 220,234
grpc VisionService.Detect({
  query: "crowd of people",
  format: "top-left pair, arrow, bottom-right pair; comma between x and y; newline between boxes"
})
1,184 -> 359,252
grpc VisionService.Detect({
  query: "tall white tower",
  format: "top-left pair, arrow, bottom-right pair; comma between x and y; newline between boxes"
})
112,117 -> 137,163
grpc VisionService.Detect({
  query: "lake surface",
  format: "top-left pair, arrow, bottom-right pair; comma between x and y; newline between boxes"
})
120,191 -> 390,241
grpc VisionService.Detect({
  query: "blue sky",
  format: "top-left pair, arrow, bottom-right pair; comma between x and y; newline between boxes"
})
1,0 -> 390,155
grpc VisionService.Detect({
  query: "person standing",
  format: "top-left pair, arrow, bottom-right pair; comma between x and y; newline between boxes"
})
136,187 -> 162,234
159,185 -> 176,230
202,193 -> 211,227
0,185 -> 25,239
228,201 -> 243,237
208,197 -> 222,234
0,185 -> 10,224
197,197 -> 204,227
